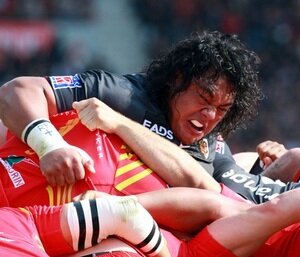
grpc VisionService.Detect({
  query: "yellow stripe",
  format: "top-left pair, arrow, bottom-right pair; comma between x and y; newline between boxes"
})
116,160 -> 144,176
62,186 -> 67,204
56,186 -> 61,205
67,185 -> 72,203
119,153 -> 128,161
119,153 -> 134,161
61,185 -> 73,204
115,168 -> 153,191
46,186 -> 54,206
58,118 -> 80,136
18,207 -> 31,215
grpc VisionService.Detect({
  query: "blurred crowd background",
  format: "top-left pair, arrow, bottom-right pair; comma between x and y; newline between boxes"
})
0,0 -> 299,152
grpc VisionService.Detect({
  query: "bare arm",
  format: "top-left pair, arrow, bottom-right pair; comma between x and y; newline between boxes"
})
0,76 -> 57,138
248,140 -> 300,182
261,148 -> 300,182
208,187 -> 300,256
114,114 -> 220,190
0,77 -> 94,186
72,187 -> 300,257
0,120 -> 7,145
73,98 -> 221,191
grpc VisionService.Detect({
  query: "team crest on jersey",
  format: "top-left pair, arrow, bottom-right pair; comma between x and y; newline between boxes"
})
0,157 -> 25,188
215,134 -> 225,154
50,74 -> 81,89
198,138 -> 209,159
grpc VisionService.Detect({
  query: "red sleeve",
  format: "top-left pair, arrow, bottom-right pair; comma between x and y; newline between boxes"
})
26,205 -> 74,256
0,176 -> 9,207
179,227 -> 236,257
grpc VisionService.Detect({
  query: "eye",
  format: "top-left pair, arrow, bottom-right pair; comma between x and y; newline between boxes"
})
197,91 -> 210,104
217,106 -> 231,115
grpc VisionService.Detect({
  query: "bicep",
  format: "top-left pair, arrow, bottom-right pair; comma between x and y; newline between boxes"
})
0,76 -> 56,137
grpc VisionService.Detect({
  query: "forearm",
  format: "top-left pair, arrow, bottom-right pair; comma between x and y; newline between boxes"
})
136,187 -> 249,234
0,77 -> 56,139
72,98 -> 220,191
115,115 -> 220,191
0,120 -> 7,145
208,188 -> 300,256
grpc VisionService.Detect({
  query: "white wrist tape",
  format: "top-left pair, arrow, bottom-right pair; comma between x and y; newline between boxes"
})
21,119 -> 68,158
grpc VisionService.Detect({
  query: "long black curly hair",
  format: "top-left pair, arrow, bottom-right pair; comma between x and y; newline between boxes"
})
145,30 -> 264,138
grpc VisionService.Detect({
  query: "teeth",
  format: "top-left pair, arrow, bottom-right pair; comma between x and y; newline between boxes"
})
190,120 -> 202,128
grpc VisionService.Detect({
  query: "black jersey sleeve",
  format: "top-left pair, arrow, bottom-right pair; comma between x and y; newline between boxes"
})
48,70 -> 139,114
48,70 -> 157,124
213,143 -> 300,204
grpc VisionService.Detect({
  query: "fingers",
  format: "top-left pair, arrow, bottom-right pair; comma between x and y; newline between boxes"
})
42,164 -> 83,187
74,147 -> 96,174
256,140 -> 287,162
40,147 -> 95,187
78,109 -> 98,131
42,169 -> 70,187
84,160 -> 96,174
72,99 -> 91,111
73,101 -> 99,131
262,156 -> 272,168
72,98 -> 98,115
64,169 -> 76,184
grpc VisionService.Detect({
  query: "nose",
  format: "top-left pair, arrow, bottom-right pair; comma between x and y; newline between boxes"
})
200,105 -> 217,120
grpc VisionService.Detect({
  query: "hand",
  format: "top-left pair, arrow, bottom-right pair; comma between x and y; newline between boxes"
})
72,98 -> 125,133
256,140 -> 287,168
39,146 -> 95,186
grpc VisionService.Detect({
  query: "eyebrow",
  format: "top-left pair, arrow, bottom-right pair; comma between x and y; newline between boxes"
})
198,90 -> 234,108
219,102 -> 234,108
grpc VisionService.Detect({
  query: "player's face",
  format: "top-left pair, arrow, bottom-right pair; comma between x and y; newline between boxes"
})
169,76 -> 234,145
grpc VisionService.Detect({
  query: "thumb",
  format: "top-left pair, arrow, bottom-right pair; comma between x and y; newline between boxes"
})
72,101 -> 79,110
262,157 -> 272,168
72,100 -> 89,112
84,159 -> 96,174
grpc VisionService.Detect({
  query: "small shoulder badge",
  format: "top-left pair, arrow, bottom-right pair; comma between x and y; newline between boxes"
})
215,134 -> 225,154
198,138 -> 209,159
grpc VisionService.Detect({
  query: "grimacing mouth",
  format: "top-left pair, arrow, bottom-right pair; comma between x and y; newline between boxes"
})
189,119 -> 204,132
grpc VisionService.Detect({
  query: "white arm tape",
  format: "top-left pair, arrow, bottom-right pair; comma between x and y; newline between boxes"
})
22,119 -> 68,158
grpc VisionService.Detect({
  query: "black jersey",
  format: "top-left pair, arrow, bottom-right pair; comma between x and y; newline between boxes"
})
47,69 -> 300,204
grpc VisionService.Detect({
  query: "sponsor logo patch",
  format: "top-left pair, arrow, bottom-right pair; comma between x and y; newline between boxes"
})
215,140 -> 225,154
143,119 -> 174,140
215,134 -> 225,154
50,74 -> 81,89
222,169 -> 284,201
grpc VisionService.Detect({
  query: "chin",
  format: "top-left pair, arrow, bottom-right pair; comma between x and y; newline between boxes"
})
181,138 -> 197,145
178,132 -> 204,145
188,136 -> 205,145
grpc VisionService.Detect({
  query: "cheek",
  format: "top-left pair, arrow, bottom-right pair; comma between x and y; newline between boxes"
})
170,92 -> 200,122
169,108 -> 183,130
170,98 -> 185,120
208,114 -> 225,128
